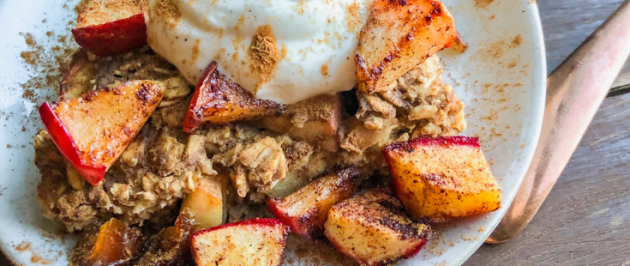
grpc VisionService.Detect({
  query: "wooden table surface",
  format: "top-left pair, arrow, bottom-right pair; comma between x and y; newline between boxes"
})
465,0 -> 630,265
2,0 -> 629,265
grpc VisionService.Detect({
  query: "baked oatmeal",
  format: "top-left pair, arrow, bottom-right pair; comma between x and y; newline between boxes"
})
32,0 -> 501,265
35,49 -> 464,231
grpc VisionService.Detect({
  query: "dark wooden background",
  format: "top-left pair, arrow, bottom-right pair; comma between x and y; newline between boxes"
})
2,0 -> 629,265
466,0 -> 630,266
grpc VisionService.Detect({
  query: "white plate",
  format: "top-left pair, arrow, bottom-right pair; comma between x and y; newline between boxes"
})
0,0 -> 546,265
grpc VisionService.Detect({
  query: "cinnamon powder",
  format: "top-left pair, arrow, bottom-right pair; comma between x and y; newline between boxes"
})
248,25 -> 282,93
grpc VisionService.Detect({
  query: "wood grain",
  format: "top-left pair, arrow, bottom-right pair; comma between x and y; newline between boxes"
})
468,1 -> 630,264
538,0 -> 630,94
465,2 -> 630,265
465,91 -> 630,266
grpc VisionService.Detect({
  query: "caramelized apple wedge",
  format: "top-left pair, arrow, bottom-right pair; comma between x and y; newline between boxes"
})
39,80 -> 165,185
356,0 -> 457,93
183,62 -> 282,132
324,189 -> 431,266
260,94 -> 342,151
72,0 -> 147,56
268,167 -> 359,239
85,218 -> 143,266
191,218 -> 290,266
384,136 -> 502,222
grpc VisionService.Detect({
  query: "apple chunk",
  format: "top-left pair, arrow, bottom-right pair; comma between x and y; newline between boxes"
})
268,167 -> 359,239
72,0 -> 147,56
183,62 -> 282,132
39,80 -> 165,185
260,94 -> 342,151
85,218 -> 143,266
384,136 -> 502,222
356,0 -> 457,93
324,189 -> 431,266
182,176 -> 226,231
191,218 -> 290,266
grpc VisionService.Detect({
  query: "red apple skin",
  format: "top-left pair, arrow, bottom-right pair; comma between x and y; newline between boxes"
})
192,218 -> 289,236
183,62 -> 282,132
267,167 -> 359,239
402,240 -> 429,260
39,81 -> 164,186
72,13 -> 147,56
183,63 -> 217,133
326,234 -> 428,264
39,102 -> 106,185
267,199 -> 309,237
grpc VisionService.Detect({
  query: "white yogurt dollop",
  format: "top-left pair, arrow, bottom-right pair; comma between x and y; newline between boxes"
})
147,0 -> 371,104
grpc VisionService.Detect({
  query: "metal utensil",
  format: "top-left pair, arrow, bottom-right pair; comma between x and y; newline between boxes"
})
487,0 -> 630,244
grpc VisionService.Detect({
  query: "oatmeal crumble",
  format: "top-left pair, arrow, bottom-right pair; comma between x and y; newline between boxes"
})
35,47 -> 465,232
33,43 -> 466,265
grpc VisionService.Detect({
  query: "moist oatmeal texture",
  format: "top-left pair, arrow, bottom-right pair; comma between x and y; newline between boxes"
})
33,46 -> 465,263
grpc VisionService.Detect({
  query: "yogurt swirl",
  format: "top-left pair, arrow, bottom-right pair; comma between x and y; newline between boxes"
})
147,0 -> 371,104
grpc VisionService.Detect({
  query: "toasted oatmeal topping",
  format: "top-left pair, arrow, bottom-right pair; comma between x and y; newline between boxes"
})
353,55 -> 466,139
35,123 -> 209,231
213,135 -> 291,198
159,77 -> 191,107
287,94 -> 339,128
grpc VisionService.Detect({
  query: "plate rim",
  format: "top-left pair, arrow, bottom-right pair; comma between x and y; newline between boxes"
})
450,2 -> 548,265
0,0 -> 548,265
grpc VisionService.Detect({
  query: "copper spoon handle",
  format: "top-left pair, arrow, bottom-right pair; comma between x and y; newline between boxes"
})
487,0 -> 630,244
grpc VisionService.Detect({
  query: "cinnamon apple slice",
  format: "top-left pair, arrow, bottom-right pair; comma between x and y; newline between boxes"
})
267,167 -> 359,239
191,218 -> 290,266
39,80 -> 165,185
356,0 -> 457,93
183,62 -> 282,132
72,0 -> 147,56
384,136 -> 502,222
324,189 -> 431,266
